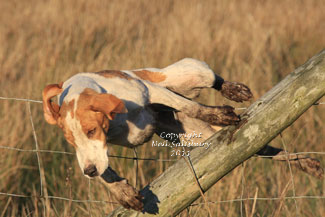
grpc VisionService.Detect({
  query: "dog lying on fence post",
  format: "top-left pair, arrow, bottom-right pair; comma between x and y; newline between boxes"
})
42,58 -> 323,211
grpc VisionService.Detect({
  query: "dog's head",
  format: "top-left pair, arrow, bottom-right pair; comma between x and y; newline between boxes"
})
42,84 -> 127,178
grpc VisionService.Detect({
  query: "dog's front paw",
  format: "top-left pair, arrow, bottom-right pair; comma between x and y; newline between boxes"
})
198,105 -> 240,126
221,81 -> 253,102
109,179 -> 143,211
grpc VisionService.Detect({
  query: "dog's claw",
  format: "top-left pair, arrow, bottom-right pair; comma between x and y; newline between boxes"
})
221,81 -> 253,102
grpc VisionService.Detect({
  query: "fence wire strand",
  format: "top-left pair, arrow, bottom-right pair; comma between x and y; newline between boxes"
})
27,101 -> 53,217
2,143 -> 324,161
27,102 -> 44,197
280,133 -> 299,216
0,95 -> 324,215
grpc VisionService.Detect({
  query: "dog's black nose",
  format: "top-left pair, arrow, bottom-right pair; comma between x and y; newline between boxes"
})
84,164 -> 98,177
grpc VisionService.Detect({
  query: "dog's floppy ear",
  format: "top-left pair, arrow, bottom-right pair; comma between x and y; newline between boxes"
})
89,93 -> 127,120
42,83 -> 63,125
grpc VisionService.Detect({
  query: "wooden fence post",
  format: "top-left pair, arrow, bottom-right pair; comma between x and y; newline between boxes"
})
107,49 -> 325,217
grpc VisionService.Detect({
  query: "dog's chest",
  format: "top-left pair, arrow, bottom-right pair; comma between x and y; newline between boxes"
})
106,108 -> 155,147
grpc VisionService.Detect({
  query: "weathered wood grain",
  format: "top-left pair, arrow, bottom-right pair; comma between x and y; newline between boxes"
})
107,49 -> 325,217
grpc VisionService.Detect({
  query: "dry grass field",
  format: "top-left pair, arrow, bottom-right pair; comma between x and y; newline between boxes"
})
0,0 -> 325,216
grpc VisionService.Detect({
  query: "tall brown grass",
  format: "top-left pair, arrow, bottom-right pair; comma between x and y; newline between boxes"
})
0,0 -> 324,216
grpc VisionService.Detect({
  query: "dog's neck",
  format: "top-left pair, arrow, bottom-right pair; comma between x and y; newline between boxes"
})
59,76 -> 107,106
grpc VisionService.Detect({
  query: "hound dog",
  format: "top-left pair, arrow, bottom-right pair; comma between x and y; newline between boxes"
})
42,58 -> 252,210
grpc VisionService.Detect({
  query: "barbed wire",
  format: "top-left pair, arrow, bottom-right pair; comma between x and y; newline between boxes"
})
0,95 -> 324,216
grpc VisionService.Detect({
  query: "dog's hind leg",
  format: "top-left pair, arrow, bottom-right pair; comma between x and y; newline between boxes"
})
165,111 -> 324,179
256,145 -> 324,179
157,58 -> 216,99
155,58 -> 252,102
145,81 -> 240,126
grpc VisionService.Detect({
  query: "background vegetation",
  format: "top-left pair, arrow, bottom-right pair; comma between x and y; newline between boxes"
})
0,0 -> 324,216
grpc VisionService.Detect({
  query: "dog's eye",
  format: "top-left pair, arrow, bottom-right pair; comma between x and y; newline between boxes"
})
87,128 -> 97,138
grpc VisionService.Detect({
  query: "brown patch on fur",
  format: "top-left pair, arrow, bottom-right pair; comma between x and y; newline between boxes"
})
76,90 -> 106,142
75,88 -> 125,142
132,70 -> 166,83
59,100 -> 75,119
95,70 -> 134,80
58,100 -> 76,147
62,127 -> 76,147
